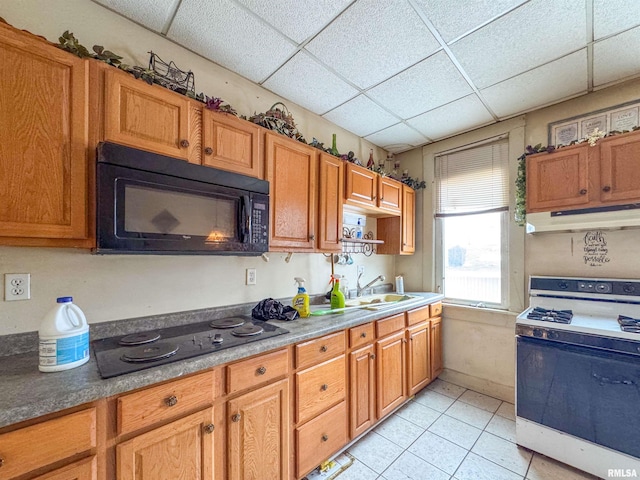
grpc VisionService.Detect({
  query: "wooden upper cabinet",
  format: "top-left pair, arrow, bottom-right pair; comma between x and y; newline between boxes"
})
317,153 -> 344,252
103,67 -> 193,161
526,144 -> 592,212
0,23 -> 90,246
345,163 -> 378,208
377,185 -> 415,255
378,176 -> 402,215
599,130 -> 640,204
265,132 -> 317,251
201,109 -> 262,178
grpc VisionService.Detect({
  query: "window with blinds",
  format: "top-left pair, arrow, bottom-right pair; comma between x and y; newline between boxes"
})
434,138 -> 509,308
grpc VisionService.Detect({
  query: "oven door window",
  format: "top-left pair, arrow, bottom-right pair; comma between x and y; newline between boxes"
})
116,179 -> 239,243
517,336 -> 640,459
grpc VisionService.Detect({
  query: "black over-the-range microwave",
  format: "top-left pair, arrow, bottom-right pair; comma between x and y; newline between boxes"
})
95,142 -> 269,255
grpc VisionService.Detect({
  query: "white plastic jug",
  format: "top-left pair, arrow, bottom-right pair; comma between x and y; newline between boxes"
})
39,296 -> 89,372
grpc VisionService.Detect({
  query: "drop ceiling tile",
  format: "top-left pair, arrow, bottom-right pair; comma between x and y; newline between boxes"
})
594,0 -> 640,39
449,0 -> 586,89
365,123 -> 429,150
323,96 -> 400,137
234,0 -> 352,44
306,0 -> 441,89
412,0 -> 528,42
407,95 -> 493,140
481,50 -> 587,118
594,26 -> 640,86
93,0 -> 177,32
263,52 -> 358,115
168,0 -> 297,83
367,51 -> 472,120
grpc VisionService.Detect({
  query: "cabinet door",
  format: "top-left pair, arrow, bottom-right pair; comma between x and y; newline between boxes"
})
228,378 -> 290,480
104,68 -> 192,160
431,318 -> 443,379
202,110 -> 262,178
407,322 -> 431,396
317,153 -> 344,252
599,131 -> 640,204
349,344 -> 376,439
33,457 -> 96,480
378,176 -> 402,214
117,408 -> 215,480
345,163 -> 378,208
401,185 -> 416,254
0,24 -> 88,243
526,145 -> 591,212
376,331 -> 407,419
265,132 -> 317,250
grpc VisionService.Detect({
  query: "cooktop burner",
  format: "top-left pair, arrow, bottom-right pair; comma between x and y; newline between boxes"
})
93,315 -> 289,378
527,307 -> 573,324
231,324 -> 264,337
121,342 -> 179,362
119,331 -> 161,346
209,317 -> 245,329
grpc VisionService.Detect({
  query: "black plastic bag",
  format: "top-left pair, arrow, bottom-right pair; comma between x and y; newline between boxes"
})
251,298 -> 299,321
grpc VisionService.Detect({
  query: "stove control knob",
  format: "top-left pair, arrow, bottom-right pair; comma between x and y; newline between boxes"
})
558,281 -> 569,290
533,328 -> 544,338
595,282 -> 611,293
623,283 -> 636,294
212,334 -> 223,344
547,330 -> 559,340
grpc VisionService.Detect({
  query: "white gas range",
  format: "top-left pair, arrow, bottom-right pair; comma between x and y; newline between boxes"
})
516,276 -> 640,479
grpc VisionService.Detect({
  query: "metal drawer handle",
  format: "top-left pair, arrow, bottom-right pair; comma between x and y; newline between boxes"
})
204,147 -> 213,155
165,395 -> 178,407
180,139 -> 190,148
360,332 -> 367,338
320,384 -> 328,391
321,434 -> 329,442
232,413 -> 241,422
256,366 -> 267,375
320,345 -> 328,353
203,423 -> 215,434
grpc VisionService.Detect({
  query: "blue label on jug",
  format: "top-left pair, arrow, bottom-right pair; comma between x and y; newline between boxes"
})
39,332 -> 89,366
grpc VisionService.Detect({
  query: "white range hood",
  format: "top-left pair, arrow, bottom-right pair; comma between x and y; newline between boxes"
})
526,205 -> 640,233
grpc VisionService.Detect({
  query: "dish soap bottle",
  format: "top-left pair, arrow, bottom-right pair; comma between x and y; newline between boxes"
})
330,274 -> 346,310
292,277 -> 310,318
355,218 -> 363,239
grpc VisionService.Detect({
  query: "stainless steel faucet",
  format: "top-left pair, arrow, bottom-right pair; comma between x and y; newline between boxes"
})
357,274 -> 386,297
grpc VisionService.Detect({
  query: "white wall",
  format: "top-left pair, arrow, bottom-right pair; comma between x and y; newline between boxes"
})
0,1 -> 394,335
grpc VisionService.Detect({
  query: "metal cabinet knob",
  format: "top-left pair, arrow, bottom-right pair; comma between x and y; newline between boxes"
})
360,332 -> 367,338
203,423 -> 215,434
165,395 -> 178,407
0,457 -> 4,467
204,147 -> 213,155
320,384 -> 328,391
321,434 -> 329,442
232,413 -> 242,422
180,139 -> 190,148
309,234 -> 315,240
602,185 -> 611,192
370,354 -> 376,360
579,189 -> 587,195
320,345 -> 328,353
256,366 -> 267,375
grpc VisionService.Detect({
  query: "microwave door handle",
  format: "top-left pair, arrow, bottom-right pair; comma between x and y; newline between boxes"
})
240,195 -> 251,243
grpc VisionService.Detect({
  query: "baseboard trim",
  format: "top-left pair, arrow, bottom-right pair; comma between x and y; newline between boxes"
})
439,369 -> 515,403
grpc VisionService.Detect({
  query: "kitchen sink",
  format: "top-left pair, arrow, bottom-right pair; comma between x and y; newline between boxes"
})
344,293 -> 421,309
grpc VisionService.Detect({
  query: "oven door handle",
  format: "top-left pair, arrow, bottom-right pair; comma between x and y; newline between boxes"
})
240,195 -> 251,243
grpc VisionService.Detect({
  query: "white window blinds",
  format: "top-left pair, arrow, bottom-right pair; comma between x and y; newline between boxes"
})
435,139 -> 509,216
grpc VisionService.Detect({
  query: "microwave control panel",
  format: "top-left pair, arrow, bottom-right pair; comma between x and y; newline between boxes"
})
252,201 -> 268,245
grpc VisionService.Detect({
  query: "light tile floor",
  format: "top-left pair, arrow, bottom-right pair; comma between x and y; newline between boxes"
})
337,379 -> 602,480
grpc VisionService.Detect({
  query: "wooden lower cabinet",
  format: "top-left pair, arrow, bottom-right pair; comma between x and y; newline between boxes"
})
349,344 -> 376,439
117,408 -> 215,480
376,330 -> 407,419
228,378 -> 290,480
407,321 -> 431,396
431,317 -> 443,379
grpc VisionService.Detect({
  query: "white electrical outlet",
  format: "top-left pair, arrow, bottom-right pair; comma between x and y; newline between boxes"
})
5,273 -> 31,301
246,268 -> 257,285
357,265 -> 365,277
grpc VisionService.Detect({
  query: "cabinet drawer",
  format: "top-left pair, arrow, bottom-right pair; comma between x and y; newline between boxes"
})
349,322 -> 374,348
296,401 -> 348,478
33,456 -> 96,480
227,348 -> 289,395
118,371 -> 215,435
296,355 -> 346,424
430,302 -> 443,317
406,305 -> 430,326
0,408 -> 96,479
296,331 -> 345,370
376,313 -> 405,338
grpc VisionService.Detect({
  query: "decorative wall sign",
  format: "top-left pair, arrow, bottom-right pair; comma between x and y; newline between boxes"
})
582,231 -> 611,267
549,99 -> 640,146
